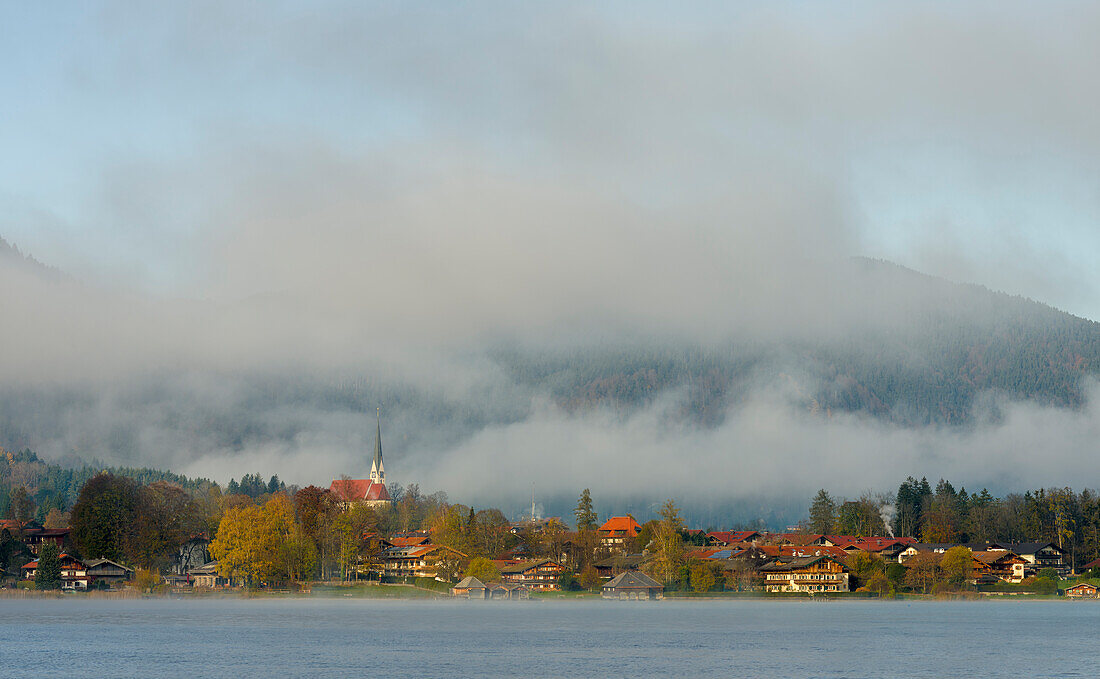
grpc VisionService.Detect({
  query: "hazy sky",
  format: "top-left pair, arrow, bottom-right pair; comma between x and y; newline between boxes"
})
3,3 -> 1100,517
3,2 -> 1100,318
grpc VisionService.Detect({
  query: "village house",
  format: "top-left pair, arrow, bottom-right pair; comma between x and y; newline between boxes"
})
381,543 -> 466,579
1064,583 -> 1099,598
760,556 -> 850,593
188,561 -> 230,588
602,571 -> 664,600
22,553 -> 90,590
597,516 -> 641,551
84,559 -> 134,587
900,541 -> 1066,577
972,551 -> 1028,583
500,559 -> 566,590
2,521 -> 71,556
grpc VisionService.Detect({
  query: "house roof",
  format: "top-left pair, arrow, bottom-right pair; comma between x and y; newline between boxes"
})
972,551 -> 1025,565
329,479 -> 392,503
707,531 -> 760,545
388,536 -> 430,548
454,576 -> 485,589
598,516 -> 641,537
593,553 -> 648,569
188,561 -> 220,575
1081,557 -> 1100,570
1066,583 -> 1097,591
84,558 -> 134,572
760,555 -> 846,572
500,559 -> 562,574
603,571 -> 663,589
22,553 -> 83,569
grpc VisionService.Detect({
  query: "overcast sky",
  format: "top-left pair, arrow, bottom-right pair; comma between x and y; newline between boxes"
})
2,3 -> 1100,515
3,2 -> 1100,319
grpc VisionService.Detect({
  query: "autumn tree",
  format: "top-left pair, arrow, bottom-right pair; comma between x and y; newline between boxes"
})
465,556 -> 502,582
539,518 -> 568,561
294,485 -> 339,578
8,487 -> 35,523
128,481 -> 206,570
902,552 -> 940,594
578,564 -> 601,591
689,559 -> 721,593
939,546 -> 973,588
646,500 -> 686,584
210,503 -> 271,587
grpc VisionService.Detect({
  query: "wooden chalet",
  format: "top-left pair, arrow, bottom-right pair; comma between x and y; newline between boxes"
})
84,559 -> 134,587
602,571 -> 664,600
760,556 -> 850,593
1065,583 -> 1099,598
500,559 -> 566,590
382,543 -> 466,579
972,551 -> 1027,583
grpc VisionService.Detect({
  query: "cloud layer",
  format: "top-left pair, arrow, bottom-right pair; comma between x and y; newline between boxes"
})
3,3 -> 1100,520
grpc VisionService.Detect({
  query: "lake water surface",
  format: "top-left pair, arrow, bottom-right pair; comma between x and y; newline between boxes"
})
1,597 -> 1096,678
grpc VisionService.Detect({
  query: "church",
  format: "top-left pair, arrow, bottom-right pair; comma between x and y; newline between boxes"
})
329,411 -> 393,510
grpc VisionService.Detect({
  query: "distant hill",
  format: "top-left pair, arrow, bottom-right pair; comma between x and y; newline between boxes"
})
495,259 -> 1100,427
2,233 -> 1099,481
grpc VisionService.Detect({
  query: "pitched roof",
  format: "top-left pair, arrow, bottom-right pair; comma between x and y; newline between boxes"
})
593,553 -> 649,569
603,571 -> 663,589
84,558 -> 133,572
454,576 -> 485,589
598,516 -> 641,537
388,536 -> 430,548
500,559 -> 562,574
707,531 -> 760,545
328,479 -> 391,503
760,555 -> 846,572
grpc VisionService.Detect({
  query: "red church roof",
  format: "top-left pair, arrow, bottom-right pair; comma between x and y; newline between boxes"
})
329,479 -> 392,503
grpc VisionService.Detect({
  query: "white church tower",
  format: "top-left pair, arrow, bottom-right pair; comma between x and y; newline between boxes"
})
369,407 -> 385,485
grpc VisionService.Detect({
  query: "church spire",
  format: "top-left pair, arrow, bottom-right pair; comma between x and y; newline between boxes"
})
369,407 -> 385,484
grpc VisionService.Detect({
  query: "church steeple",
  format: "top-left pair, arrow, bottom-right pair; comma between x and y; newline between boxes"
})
369,407 -> 385,484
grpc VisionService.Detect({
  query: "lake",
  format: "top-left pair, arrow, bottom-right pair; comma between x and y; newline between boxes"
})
1,597 -> 1096,678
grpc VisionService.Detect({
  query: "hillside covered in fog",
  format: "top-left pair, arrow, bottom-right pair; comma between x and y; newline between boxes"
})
2,236 -> 1099,522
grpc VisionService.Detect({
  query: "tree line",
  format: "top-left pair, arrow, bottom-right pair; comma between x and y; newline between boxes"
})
808,477 -> 1100,569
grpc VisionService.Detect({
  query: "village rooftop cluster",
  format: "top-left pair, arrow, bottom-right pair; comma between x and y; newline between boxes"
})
4,421 -> 1100,600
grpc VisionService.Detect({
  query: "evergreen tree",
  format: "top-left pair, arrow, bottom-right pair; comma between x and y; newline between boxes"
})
808,489 -> 837,534
574,489 -> 598,531
35,542 -> 62,590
